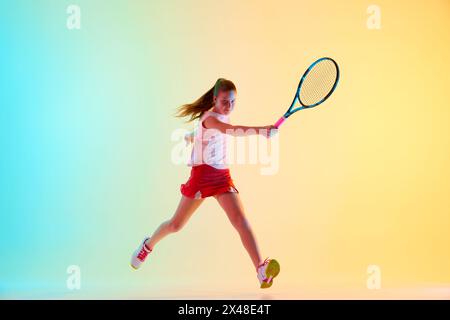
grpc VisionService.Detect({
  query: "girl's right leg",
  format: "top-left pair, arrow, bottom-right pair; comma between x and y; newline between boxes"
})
131,195 -> 203,269
145,195 -> 204,250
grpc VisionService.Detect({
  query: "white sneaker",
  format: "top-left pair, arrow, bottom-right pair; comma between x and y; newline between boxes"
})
256,257 -> 280,289
131,238 -> 152,270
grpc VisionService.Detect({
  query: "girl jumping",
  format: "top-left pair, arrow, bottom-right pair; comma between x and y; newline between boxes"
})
131,78 -> 280,289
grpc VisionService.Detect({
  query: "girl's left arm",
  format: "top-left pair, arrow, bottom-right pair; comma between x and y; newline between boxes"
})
184,132 -> 194,145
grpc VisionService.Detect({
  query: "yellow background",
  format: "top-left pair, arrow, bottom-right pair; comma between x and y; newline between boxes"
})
1,0 -> 449,298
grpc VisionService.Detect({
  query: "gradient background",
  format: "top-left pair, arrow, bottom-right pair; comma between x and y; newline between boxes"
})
1,0 -> 449,299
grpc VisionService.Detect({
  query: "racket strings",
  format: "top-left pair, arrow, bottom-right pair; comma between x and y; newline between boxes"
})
304,61 -> 335,104
299,59 -> 338,106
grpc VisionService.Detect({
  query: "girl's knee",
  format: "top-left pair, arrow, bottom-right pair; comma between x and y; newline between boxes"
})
168,219 -> 183,232
233,217 -> 249,230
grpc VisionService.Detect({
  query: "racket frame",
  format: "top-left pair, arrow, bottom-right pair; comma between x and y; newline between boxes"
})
274,57 -> 339,129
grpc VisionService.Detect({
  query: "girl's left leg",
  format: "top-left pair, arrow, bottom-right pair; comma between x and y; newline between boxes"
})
214,192 -> 262,271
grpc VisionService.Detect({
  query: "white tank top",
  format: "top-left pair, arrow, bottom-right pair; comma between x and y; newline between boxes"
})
188,111 -> 229,169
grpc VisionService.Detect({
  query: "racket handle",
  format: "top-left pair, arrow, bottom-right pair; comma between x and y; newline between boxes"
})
274,116 -> 286,129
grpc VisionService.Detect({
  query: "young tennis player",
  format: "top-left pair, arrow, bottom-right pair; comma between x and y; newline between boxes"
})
131,78 -> 280,288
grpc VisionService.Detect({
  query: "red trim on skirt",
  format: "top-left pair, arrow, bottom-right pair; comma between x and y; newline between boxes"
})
180,164 -> 239,199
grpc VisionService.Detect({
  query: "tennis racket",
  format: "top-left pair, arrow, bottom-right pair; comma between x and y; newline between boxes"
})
274,57 -> 340,128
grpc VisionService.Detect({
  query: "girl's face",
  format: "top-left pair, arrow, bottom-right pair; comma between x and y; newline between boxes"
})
213,90 -> 236,116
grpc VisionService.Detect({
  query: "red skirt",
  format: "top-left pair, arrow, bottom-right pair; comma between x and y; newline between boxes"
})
180,164 -> 239,199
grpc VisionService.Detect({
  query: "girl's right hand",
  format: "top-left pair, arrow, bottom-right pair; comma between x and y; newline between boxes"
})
259,125 -> 278,138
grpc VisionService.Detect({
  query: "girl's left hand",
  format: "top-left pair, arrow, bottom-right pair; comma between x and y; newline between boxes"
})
184,133 -> 194,146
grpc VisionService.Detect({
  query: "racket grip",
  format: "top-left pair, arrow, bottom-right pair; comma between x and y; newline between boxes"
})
274,116 -> 286,129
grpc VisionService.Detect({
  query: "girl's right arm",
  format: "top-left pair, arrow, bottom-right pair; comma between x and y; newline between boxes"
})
203,116 -> 276,138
